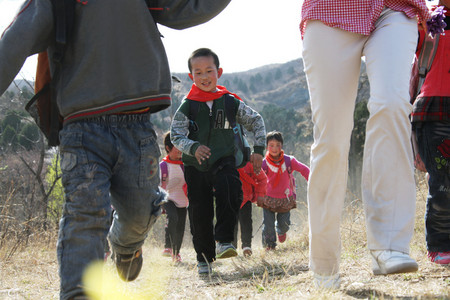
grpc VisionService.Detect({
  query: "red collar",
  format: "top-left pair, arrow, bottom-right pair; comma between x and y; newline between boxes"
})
186,84 -> 242,102
162,155 -> 183,165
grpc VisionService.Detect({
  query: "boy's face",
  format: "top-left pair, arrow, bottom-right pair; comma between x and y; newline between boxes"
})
188,55 -> 223,93
267,139 -> 282,159
167,146 -> 182,161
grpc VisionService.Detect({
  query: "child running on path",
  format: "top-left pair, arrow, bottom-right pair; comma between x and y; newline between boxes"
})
170,48 -> 266,274
260,131 -> 309,250
160,132 -> 189,262
233,162 -> 268,257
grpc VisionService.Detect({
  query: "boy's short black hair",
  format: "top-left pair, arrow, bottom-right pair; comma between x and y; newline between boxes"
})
188,48 -> 220,73
266,131 -> 283,145
164,131 -> 173,153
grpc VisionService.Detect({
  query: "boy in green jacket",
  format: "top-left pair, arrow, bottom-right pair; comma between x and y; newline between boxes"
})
171,48 -> 266,274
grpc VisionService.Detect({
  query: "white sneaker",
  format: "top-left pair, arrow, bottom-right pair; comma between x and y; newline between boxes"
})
313,273 -> 341,290
371,250 -> 418,275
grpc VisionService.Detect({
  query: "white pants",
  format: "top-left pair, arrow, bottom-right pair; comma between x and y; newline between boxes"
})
302,8 -> 418,275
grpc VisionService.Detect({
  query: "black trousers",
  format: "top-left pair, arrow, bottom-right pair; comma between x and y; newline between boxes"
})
233,201 -> 253,249
185,159 -> 242,262
163,200 -> 187,256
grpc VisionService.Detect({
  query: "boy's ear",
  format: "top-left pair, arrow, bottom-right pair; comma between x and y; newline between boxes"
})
188,73 -> 194,81
218,68 -> 223,78
165,145 -> 171,153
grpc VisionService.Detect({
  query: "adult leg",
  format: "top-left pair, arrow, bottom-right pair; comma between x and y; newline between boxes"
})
303,20 -> 364,276
362,9 -> 418,253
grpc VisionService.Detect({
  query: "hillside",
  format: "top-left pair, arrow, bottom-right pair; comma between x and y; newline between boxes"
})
2,58 -> 370,122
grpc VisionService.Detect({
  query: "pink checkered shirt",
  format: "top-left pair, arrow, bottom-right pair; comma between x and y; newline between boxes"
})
300,0 -> 430,38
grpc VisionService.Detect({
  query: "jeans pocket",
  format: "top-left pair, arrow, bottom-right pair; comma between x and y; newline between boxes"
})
139,133 -> 161,187
60,131 -> 84,172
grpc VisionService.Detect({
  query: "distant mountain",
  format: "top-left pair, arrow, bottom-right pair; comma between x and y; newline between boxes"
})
170,58 -> 370,113
2,58 -> 370,123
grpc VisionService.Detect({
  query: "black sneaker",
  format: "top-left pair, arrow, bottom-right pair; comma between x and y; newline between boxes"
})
114,248 -> 143,281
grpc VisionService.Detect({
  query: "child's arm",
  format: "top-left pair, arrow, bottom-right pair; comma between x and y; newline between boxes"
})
154,0 -> 231,30
235,100 -> 266,173
291,157 -> 310,181
170,102 -> 200,157
170,102 -> 211,165
253,167 -> 268,198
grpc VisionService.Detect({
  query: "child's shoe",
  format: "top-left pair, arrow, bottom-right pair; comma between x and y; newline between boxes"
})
243,247 -> 252,257
197,261 -> 212,275
114,248 -> 143,282
278,233 -> 287,243
216,242 -> 237,259
428,251 -> 450,265
162,248 -> 172,257
173,253 -> 182,263
265,245 -> 276,251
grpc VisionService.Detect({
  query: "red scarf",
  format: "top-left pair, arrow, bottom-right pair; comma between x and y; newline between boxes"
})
265,150 -> 285,187
162,155 -> 183,164
186,84 -> 242,102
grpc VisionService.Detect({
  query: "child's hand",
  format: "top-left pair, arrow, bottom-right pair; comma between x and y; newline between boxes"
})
195,145 -> 211,165
256,196 -> 265,207
250,153 -> 263,174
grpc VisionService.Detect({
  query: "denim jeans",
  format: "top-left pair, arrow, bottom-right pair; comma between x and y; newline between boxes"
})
262,208 -> 290,248
57,113 -> 163,300
416,121 -> 450,252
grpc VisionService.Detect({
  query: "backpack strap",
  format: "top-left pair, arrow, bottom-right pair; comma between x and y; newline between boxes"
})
284,155 -> 292,174
224,94 -> 246,153
48,0 -> 76,146
160,161 -> 168,189
187,99 -> 200,132
414,34 -> 440,100
284,155 -> 296,199
262,159 -> 268,173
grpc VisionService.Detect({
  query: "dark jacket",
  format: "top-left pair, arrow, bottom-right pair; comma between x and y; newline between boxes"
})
0,0 -> 231,123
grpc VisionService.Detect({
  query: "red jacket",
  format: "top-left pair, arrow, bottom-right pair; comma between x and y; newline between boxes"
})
238,162 -> 267,209
417,8 -> 450,98
411,7 -> 450,123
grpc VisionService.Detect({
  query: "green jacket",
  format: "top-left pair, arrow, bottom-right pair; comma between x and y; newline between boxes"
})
171,94 -> 266,172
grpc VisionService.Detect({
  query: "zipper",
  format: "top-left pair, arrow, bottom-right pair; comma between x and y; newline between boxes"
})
205,102 -> 214,169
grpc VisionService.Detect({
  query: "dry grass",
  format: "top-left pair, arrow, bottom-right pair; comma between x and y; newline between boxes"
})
1,172 -> 449,299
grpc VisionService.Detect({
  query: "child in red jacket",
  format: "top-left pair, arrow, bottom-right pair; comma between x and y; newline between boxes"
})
233,162 -> 267,257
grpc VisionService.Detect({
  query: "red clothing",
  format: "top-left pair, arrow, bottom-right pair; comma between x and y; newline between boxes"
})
416,10 -> 450,98
300,0 -> 430,38
238,162 -> 267,209
264,155 -> 310,199
411,8 -> 450,122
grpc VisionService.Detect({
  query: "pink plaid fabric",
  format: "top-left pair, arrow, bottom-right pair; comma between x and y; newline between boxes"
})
300,0 -> 430,38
